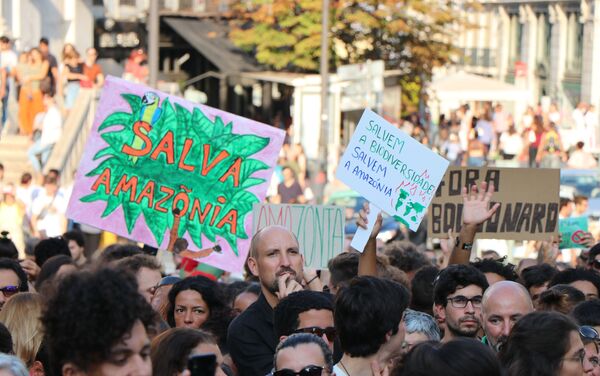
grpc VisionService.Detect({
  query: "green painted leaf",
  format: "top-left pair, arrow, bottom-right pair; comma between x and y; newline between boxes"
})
81,93 -> 272,257
240,177 -> 265,189
98,112 -> 131,131
122,94 -> 142,114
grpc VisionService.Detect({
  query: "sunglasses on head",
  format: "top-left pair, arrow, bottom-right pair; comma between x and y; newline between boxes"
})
0,286 -> 19,297
580,326 -> 600,341
273,365 -> 324,376
293,327 -> 336,341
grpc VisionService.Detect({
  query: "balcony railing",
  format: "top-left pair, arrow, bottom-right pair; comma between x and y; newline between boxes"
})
458,48 -> 497,68
100,0 -> 232,19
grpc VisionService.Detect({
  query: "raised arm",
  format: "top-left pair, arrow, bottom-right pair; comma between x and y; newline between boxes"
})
449,181 -> 500,265
356,201 -> 383,276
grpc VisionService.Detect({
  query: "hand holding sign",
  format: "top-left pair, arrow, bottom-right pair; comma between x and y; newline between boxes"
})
559,217 -> 589,249
336,109 -> 449,251
353,201 -> 383,252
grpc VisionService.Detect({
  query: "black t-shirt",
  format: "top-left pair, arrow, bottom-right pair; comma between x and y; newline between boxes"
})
67,62 -> 84,82
278,181 -> 303,204
46,53 -> 58,94
227,294 -> 276,376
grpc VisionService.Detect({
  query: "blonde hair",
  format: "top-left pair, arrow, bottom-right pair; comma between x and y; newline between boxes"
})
0,293 -> 44,367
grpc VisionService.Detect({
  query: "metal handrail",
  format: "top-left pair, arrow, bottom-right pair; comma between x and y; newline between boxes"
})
43,89 -> 97,186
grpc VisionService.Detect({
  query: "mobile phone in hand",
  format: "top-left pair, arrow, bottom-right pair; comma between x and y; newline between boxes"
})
188,354 -> 217,376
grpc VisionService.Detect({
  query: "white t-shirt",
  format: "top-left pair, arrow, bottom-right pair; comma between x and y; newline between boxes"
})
499,132 -> 524,155
0,50 -> 17,71
493,111 -> 508,133
31,190 -> 67,237
15,184 -> 38,215
40,105 -> 63,147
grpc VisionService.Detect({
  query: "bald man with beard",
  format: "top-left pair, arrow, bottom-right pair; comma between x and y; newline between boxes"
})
481,281 -> 534,352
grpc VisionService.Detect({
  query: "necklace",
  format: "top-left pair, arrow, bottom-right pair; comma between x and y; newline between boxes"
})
339,360 -> 351,376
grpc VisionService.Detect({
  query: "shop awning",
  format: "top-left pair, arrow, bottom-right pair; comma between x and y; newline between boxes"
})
429,71 -> 530,102
164,17 -> 259,74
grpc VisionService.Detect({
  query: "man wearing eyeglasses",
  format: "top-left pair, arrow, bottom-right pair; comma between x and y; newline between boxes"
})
272,333 -> 333,376
274,290 -> 335,351
0,258 -> 28,311
433,264 -> 489,342
116,254 -> 163,305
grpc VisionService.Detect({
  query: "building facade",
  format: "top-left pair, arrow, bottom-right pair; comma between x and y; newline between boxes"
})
456,0 -> 600,122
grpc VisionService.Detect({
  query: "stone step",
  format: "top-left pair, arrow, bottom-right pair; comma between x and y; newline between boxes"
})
0,134 -> 32,185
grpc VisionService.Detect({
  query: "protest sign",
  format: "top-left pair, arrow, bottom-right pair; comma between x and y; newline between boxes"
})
559,217 -> 589,249
428,167 -> 559,240
67,76 -> 285,272
335,109 -> 449,233
252,203 -> 345,269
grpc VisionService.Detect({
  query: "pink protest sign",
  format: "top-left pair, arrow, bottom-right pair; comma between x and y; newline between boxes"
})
67,76 -> 285,272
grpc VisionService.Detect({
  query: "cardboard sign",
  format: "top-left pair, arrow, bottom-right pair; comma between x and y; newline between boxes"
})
252,203 -> 345,269
428,167 -> 560,240
559,217 -> 589,249
67,76 -> 284,272
335,109 -> 449,231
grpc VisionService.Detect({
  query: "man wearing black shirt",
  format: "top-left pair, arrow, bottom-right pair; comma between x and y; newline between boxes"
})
228,225 -> 305,376
39,38 -> 58,96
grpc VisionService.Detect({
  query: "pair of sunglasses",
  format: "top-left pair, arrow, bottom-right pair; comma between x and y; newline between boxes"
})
273,365 -> 324,376
293,326 -> 336,342
580,326 -> 600,341
0,286 -> 19,298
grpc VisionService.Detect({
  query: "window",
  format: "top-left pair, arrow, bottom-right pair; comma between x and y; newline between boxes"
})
566,12 -> 583,73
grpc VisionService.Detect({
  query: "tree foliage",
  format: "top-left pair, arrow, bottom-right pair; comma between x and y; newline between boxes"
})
229,0 -> 480,79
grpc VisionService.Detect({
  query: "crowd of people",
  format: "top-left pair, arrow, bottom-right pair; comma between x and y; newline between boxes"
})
0,29 -> 599,376
0,36 -> 105,176
0,177 -> 594,376
427,102 -> 598,169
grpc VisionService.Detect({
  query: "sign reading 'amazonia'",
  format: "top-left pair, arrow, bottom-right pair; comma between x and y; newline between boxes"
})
67,76 -> 284,272
252,203 -> 345,269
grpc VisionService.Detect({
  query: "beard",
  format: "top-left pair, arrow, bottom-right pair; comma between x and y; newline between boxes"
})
491,335 -> 508,352
446,315 -> 480,338
265,266 -> 301,295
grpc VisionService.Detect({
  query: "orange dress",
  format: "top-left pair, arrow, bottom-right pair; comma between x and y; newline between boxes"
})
18,64 -> 45,136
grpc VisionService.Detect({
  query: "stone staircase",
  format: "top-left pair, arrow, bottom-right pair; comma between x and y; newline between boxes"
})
0,134 -> 32,185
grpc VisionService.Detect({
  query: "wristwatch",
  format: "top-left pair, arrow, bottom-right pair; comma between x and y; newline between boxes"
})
456,237 -> 473,251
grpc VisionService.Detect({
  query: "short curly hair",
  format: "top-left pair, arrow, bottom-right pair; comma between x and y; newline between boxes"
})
167,276 -> 233,350
41,268 -> 156,375
433,265 -> 488,306
383,241 -> 431,273
471,258 -> 518,282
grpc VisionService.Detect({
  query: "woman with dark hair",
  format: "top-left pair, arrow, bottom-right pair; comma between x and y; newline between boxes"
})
500,311 -> 589,375
151,328 -> 226,376
34,254 -> 77,291
392,338 -> 502,376
537,284 -> 585,314
167,276 -> 233,352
